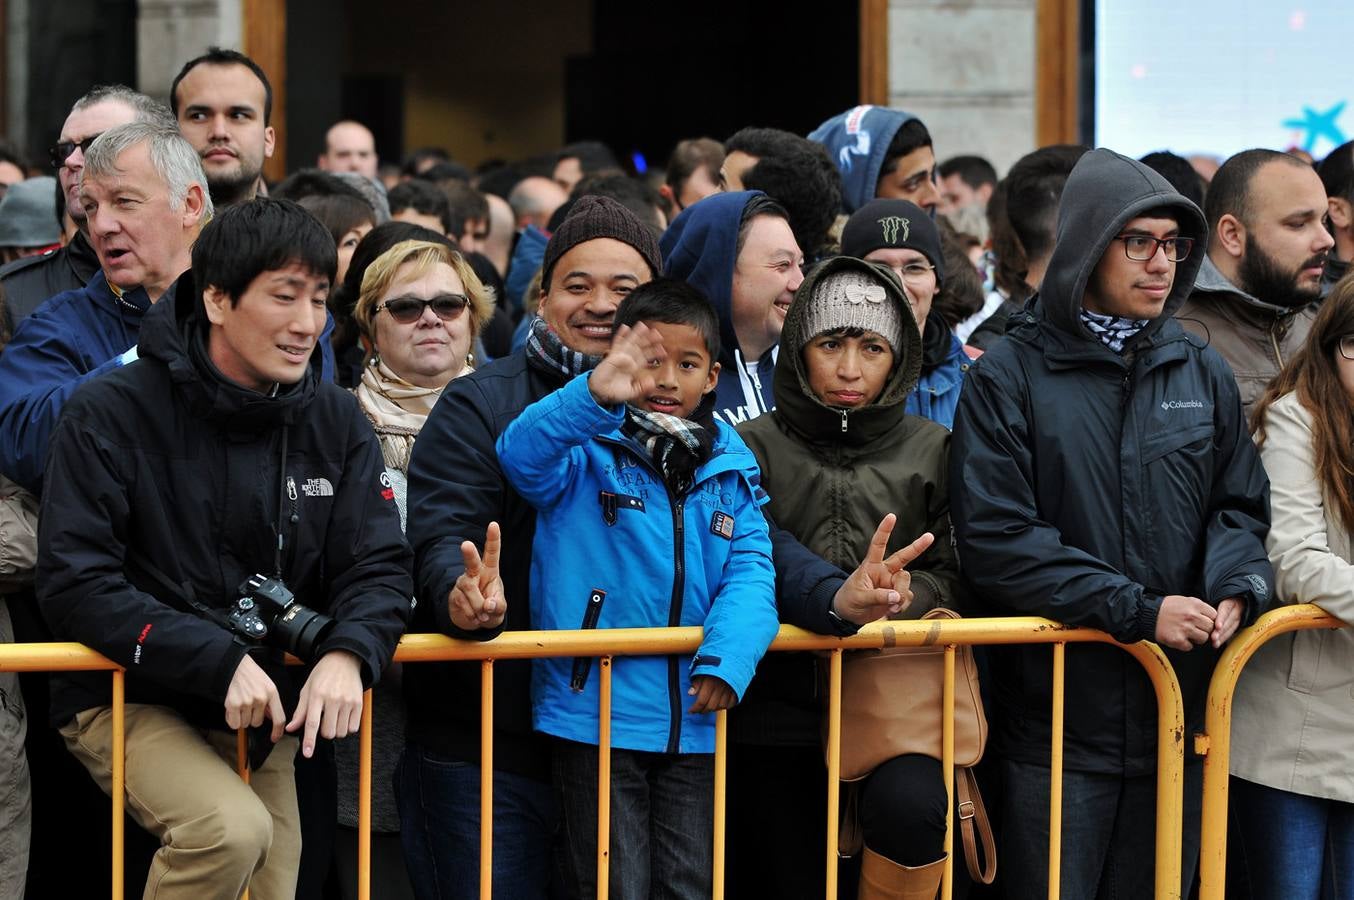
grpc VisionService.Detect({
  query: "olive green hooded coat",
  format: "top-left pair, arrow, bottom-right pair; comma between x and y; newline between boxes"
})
735,256 -> 961,745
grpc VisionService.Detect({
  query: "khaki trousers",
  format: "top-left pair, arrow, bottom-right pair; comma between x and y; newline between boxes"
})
60,703 -> 301,900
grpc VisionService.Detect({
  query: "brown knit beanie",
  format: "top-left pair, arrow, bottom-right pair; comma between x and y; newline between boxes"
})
540,195 -> 663,290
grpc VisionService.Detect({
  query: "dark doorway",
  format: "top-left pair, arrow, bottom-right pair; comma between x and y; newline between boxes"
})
566,1 -> 860,172
565,0 -> 861,170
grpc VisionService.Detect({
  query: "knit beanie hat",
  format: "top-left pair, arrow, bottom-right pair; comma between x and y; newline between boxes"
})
840,198 -> 945,287
541,195 -> 663,290
798,267 -> 907,354
0,176 -> 59,248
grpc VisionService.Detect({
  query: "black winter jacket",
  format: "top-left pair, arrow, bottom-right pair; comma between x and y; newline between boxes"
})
406,349 -> 849,779
37,271 -> 412,729
950,150 -> 1273,775
0,231 -> 100,335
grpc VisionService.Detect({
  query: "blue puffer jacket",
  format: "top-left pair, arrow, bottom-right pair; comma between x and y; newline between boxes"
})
497,372 -> 779,754
0,270 -> 336,491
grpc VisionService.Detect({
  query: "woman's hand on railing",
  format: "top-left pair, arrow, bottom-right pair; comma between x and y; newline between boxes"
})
832,514 -> 935,626
449,521 -> 506,631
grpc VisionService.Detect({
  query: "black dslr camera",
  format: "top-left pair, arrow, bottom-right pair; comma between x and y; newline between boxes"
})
226,573 -> 335,660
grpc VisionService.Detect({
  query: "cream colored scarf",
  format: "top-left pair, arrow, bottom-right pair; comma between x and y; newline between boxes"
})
354,359 -> 470,471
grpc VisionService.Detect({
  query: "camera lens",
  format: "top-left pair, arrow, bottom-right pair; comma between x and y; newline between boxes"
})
275,604 -> 335,659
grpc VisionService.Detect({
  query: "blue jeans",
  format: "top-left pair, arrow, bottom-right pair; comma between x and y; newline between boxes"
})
1230,776 -> 1354,900
552,739 -> 713,900
1001,759 -> 1202,900
395,744 -> 560,900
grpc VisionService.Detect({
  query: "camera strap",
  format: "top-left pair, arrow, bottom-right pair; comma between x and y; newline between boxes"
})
124,546 -> 233,631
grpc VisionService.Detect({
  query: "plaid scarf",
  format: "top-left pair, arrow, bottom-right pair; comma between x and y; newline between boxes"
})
1080,308 -> 1150,354
621,407 -> 714,496
524,315 -> 605,380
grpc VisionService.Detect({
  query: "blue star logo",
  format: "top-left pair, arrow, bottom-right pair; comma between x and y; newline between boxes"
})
1282,101 -> 1347,153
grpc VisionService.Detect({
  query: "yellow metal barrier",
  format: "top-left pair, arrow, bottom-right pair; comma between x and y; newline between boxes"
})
1197,604 -> 1345,900
0,617 -> 1189,900
0,643 -> 125,900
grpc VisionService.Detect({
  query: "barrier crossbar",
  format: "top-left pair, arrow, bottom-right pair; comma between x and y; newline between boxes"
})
0,617 -> 1188,900
1197,603 -> 1345,900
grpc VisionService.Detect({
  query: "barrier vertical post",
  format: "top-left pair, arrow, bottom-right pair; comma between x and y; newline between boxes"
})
111,669 -> 125,900
236,727 -> 250,900
358,688 -> 373,900
1049,642 -> 1065,900
597,656 -> 613,900
713,709 -> 727,900
480,659 -> 494,900
825,648 -> 842,900
941,645 -> 956,900
1197,605 -> 1342,899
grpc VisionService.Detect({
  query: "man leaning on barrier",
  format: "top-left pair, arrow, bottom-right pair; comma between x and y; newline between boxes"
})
35,198 -> 412,900
951,149 -> 1273,899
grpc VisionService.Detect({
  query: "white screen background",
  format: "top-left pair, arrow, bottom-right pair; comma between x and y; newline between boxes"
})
1095,1 -> 1353,160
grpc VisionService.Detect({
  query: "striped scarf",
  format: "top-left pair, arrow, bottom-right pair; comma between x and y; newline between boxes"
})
622,407 -> 714,496
524,316 -> 604,379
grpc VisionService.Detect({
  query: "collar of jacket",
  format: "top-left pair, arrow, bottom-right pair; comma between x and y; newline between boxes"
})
595,422 -> 747,488
1009,297 -> 1193,374
1192,254 -> 1314,323
69,229 -> 101,283
138,269 -> 318,429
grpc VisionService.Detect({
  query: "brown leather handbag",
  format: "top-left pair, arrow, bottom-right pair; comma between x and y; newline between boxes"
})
829,607 -> 996,884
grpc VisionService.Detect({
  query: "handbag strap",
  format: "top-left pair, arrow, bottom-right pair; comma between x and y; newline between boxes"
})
957,767 -> 997,884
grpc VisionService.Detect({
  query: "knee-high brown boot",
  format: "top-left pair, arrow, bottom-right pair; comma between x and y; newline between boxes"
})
858,846 -> 946,900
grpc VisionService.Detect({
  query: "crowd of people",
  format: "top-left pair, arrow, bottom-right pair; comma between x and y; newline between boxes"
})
0,42 -> 1351,900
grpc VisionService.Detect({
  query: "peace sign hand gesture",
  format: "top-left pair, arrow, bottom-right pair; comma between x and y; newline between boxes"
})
449,521 -> 506,632
832,514 -> 935,626
588,323 -> 667,408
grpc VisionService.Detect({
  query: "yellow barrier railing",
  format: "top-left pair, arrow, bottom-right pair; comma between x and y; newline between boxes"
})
1197,603 -> 1345,900
0,617 -> 1189,900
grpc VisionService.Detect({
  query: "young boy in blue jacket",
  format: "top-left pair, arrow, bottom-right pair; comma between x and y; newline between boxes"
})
496,277 -> 779,900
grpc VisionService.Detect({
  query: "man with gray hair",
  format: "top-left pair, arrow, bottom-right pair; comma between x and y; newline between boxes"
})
0,85 -> 175,334
0,121 -> 211,491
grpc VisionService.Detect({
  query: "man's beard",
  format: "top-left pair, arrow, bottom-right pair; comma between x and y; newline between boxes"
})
206,159 -> 262,207
1237,232 -> 1327,309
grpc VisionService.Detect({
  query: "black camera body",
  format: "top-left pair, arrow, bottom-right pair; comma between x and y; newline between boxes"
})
227,573 -> 335,660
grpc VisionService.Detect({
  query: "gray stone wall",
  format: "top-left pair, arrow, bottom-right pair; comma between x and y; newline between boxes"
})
137,0 -> 243,105
887,0 -> 1037,175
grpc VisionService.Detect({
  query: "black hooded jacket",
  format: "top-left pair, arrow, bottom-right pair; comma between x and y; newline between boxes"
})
37,270 -> 413,729
950,150 -> 1273,775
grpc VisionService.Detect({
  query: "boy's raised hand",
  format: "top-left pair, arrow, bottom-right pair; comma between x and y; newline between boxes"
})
688,674 -> 737,713
588,322 -> 667,408
449,521 -> 506,631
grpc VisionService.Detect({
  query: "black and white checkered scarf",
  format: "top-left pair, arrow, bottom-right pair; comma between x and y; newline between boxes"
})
621,407 -> 714,496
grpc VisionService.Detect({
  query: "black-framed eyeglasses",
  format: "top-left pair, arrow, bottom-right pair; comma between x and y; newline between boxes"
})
377,294 -> 469,324
49,133 -> 103,169
1338,335 -> 1354,361
1114,234 -> 1194,262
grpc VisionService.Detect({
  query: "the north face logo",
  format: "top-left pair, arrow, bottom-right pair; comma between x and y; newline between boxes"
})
878,216 -> 910,244
301,478 -> 334,497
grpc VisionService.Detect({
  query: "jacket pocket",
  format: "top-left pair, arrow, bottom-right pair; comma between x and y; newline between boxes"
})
1287,628 -> 1325,694
1140,423 -> 1213,465
570,589 -> 607,692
